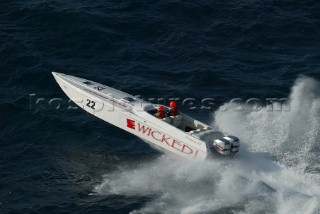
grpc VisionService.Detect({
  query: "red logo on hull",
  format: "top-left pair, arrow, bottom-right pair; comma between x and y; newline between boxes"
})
126,118 -> 199,158
127,119 -> 135,129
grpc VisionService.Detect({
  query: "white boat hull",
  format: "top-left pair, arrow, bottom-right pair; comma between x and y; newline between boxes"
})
52,72 -> 239,160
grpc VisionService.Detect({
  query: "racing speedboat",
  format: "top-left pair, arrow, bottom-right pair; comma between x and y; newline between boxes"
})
52,72 -> 240,160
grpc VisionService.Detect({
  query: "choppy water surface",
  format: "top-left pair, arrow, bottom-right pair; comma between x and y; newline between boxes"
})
1,1 -> 320,213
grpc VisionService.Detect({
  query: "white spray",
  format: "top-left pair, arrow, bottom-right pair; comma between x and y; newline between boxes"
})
94,76 -> 320,214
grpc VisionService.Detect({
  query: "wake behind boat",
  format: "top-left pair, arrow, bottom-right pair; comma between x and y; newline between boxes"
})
52,72 -> 240,160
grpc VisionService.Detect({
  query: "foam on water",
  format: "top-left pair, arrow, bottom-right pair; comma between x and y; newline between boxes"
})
214,76 -> 320,171
94,76 -> 320,214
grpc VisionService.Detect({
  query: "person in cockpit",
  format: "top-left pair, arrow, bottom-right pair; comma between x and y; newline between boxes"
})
168,101 -> 179,116
156,105 -> 166,119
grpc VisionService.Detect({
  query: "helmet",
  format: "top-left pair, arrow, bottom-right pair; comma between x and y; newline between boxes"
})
158,105 -> 165,111
170,101 -> 177,108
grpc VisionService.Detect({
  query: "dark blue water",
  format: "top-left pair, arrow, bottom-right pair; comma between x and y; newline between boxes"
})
1,1 -> 320,213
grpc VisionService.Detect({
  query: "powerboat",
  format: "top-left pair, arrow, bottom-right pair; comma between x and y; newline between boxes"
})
52,72 -> 240,160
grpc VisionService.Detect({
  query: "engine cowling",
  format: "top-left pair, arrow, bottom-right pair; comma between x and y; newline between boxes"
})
213,135 -> 240,155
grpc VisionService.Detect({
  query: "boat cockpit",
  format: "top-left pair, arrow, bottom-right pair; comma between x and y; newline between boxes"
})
143,104 -> 214,136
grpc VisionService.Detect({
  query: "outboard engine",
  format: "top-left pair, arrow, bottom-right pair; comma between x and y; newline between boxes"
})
213,135 -> 240,155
